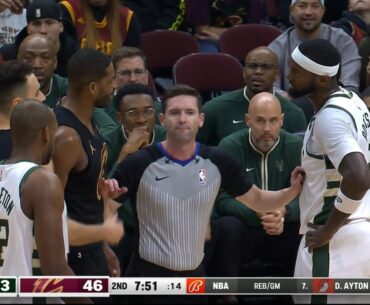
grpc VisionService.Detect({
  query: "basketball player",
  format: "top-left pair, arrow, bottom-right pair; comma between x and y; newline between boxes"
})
288,38 -> 370,304
0,100 -> 90,304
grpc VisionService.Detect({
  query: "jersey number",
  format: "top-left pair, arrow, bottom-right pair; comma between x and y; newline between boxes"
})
0,219 -> 9,267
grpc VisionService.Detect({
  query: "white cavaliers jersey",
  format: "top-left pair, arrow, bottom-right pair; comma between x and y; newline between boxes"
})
300,88 -> 370,234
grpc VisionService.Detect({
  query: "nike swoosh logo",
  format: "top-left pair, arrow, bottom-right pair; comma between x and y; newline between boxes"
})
233,120 -> 244,124
246,168 -> 255,172
155,176 -> 170,181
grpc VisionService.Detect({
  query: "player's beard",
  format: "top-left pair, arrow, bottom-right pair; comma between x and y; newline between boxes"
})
288,80 -> 316,99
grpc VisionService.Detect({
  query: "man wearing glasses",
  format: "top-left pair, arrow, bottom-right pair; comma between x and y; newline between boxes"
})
103,47 -> 150,121
197,47 -> 307,146
104,84 -> 166,175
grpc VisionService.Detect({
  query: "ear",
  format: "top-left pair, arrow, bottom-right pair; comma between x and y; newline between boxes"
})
116,111 -> 123,124
245,114 -> 250,127
42,126 -> 50,143
159,112 -> 165,126
280,113 -> 285,127
199,112 -> 205,128
88,82 -> 97,95
11,97 -> 22,109
53,55 -> 57,70
58,21 -> 64,34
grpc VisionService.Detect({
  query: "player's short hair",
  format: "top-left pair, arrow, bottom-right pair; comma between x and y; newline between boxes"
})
114,84 -> 155,111
161,85 -> 203,113
0,61 -> 33,113
67,48 -> 111,89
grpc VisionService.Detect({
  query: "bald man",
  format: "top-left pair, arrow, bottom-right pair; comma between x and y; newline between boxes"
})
215,92 -> 303,278
18,33 -> 67,108
0,100 -> 90,304
197,46 -> 307,145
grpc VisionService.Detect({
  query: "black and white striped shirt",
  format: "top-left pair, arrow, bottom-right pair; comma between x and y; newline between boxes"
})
113,143 -> 252,271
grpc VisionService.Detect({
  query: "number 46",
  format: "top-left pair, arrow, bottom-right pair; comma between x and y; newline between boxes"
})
83,280 -> 103,292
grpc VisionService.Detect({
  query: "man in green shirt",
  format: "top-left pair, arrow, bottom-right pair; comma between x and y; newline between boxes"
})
216,92 -> 302,277
18,33 -> 67,108
197,46 -> 307,145
102,84 -> 166,278
17,33 -> 117,132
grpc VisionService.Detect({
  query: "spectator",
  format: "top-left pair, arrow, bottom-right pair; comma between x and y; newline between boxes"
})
197,46 -> 307,145
121,0 -> 185,33
268,0 -> 361,94
18,33 -> 66,108
332,0 -> 370,46
0,0 -> 79,77
17,32 -> 117,136
0,0 -> 26,47
216,92 -> 302,279
184,0 -> 248,52
106,46 -> 163,124
60,0 -> 141,56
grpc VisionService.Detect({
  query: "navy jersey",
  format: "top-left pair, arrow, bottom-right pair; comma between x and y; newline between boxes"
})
54,105 -> 107,225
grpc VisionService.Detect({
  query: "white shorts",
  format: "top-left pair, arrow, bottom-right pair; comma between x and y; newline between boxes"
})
294,220 -> 370,304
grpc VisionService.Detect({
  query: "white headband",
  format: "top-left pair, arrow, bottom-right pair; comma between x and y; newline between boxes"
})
291,0 -> 324,6
291,46 -> 339,77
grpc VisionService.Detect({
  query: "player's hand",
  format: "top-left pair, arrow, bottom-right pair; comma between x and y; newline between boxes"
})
260,208 -> 285,236
103,244 -> 121,277
103,213 -> 124,245
99,178 -> 127,200
305,223 -> 332,253
290,166 -> 305,194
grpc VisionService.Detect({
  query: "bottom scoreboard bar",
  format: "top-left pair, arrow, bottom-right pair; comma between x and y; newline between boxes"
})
19,276 -> 109,297
109,278 -> 370,295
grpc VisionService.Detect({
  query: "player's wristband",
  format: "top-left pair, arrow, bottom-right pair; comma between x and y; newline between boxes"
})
334,189 -> 362,214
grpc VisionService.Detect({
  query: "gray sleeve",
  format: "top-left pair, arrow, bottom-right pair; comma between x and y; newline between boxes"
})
332,29 -> 361,91
268,34 -> 287,90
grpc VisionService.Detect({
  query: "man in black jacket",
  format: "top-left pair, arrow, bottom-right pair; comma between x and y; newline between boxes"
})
0,0 -> 78,77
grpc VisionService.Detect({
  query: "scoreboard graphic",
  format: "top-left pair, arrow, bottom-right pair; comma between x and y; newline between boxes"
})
0,277 -> 369,297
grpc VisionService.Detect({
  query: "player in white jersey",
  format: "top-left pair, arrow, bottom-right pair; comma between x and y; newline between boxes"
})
0,100 -> 90,304
288,38 -> 370,304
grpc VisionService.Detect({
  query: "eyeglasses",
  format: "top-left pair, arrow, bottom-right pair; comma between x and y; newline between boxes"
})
116,69 -> 146,77
245,63 -> 277,71
125,108 -> 155,119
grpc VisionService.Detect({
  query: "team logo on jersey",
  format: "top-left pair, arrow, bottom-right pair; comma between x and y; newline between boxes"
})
275,160 -> 284,172
199,169 -> 206,185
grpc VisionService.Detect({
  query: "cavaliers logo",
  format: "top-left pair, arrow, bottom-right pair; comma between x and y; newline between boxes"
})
32,278 -> 64,293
